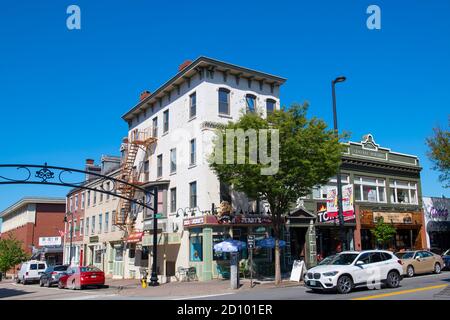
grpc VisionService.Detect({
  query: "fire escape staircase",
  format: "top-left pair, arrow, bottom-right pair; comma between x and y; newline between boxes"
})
115,128 -> 157,234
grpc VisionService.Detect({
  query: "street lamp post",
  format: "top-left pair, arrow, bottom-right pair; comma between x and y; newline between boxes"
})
332,76 -> 347,251
64,211 -> 74,265
149,186 -> 159,286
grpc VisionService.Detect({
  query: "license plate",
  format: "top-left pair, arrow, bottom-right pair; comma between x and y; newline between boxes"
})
309,280 -> 316,286
91,275 -> 97,278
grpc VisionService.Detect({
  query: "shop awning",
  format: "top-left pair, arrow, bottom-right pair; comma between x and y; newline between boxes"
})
127,232 -> 144,243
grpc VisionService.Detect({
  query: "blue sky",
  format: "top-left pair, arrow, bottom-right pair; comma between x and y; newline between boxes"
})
0,0 -> 449,212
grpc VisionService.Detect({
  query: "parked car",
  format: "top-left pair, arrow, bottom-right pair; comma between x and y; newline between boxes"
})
58,266 -> 105,290
16,260 -> 47,285
441,249 -> 450,270
396,250 -> 444,277
305,250 -> 403,294
39,265 -> 69,287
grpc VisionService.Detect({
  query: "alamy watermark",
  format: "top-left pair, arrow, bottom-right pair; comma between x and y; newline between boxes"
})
212,129 -> 280,176
367,5 -> 381,30
66,5 -> 81,30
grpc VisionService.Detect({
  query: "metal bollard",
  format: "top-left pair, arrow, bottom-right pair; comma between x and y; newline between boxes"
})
230,252 -> 240,290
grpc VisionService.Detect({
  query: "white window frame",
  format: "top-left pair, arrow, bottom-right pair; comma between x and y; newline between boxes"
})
312,175 -> 350,200
354,176 -> 387,203
79,218 -> 84,236
389,180 -> 418,205
170,148 -> 177,174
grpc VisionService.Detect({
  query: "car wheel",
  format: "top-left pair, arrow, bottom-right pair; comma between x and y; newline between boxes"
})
39,279 -> 44,287
46,280 -> 51,288
386,271 -> 401,288
16,277 -> 21,284
407,265 -> 415,277
58,281 -> 64,289
22,278 -> 27,285
434,263 -> 441,274
336,275 -> 353,294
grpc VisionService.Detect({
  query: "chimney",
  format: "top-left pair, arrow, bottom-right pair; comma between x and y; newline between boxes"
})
178,60 -> 192,72
84,159 -> 101,182
140,90 -> 151,101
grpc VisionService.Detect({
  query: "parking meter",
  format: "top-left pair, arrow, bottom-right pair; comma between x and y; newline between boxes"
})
230,252 -> 239,289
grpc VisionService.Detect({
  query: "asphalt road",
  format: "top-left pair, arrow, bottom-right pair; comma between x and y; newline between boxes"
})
1,271 -> 449,300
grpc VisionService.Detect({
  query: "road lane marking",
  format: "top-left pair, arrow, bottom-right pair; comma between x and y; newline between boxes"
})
352,284 -> 448,300
173,293 -> 235,300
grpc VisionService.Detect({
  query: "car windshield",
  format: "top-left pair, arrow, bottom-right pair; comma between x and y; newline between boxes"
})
399,252 -> 415,259
54,265 -> 68,271
80,266 -> 101,272
443,249 -> 450,256
319,255 -> 336,265
328,253 -> 358,265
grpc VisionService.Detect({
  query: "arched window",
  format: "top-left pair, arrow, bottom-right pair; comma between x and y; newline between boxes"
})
246,94 -> 256,113
218,88 -> 230,115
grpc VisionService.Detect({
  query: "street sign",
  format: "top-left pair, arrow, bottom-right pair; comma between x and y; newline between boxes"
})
154,213 -> 163,218
247,235 -> 255,249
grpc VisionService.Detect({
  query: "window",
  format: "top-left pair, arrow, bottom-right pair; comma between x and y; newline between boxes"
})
163,110 -> 169,133
170,188 -> 177,213
75,195 -> 78,211
99,191 -> 103,203
144,160 -> 149,181
94,249 -> 102,264
111,211 -> 116,232
218,88 -> 230,115
189,233 -> 203,261
266,99 -> 275,114
189,92 -> 196,118
189,181 -> 197,208
87,191 -> 91,206
106,183 -> 110,200
105,212 -> 109,233
93,192 -> 97,205
91,216 -> 96,235
85,217 -> 89,235
157,154 -> 163,178
354,176 -> 386,203
245,94 -> 256,113
170,148 -> 177,173
190,139 -> 196,166
390,180 -> 418,204
152,117 -> 158,137
81,193 -> 85,209
312,175 -> 350,200
99,213 -> 103,233
79,219 -> 84,236
70,197 -> 73,212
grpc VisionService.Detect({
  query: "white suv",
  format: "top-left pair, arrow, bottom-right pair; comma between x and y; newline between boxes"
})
16,260 -> 47,285
305,250 -> 403,294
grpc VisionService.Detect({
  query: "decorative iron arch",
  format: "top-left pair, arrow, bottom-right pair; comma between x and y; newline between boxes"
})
0,163 -> 156,213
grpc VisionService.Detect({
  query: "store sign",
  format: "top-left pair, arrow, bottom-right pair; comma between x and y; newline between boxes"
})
89,236 -> 99,243
127,232 -> 144,243
183,217 -> 205,227
38,236 -> 61,246
230,215 -> 272,225
423,197 -> 450,222
317,202 -> 355,224
351,147 -> 386,160
373,212 -> 413,224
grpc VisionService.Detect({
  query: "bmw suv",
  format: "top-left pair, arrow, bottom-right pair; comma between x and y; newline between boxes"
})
305,250 -> 403,294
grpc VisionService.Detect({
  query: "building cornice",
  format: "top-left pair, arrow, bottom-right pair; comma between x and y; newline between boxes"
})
0,197 -> 66,218
122,56 -> 287,121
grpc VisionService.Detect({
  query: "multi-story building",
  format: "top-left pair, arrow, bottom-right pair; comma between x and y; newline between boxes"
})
293,134 -> 427,267
121,56 -> 286,281
0,197 -> 66,273
422,196 -> 450,252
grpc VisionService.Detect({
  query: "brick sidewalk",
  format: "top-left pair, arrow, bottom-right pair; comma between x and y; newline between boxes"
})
105,277 -> 303,298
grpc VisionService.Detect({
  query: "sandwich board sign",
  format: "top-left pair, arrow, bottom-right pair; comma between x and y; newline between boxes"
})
290,260 -> 305,282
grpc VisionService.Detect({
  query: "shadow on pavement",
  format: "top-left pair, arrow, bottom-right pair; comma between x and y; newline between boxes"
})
0,288 -> 33,299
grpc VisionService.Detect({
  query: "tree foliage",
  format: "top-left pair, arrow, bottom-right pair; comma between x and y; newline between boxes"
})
209,103 -> 345,283
371,216 -> 396,249
0,234 -> 29,274
426,121 -> 450,188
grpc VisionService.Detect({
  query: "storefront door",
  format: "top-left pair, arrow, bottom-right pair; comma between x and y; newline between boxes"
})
112,244 -> 124,278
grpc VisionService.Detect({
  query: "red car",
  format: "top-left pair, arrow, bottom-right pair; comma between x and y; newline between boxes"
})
58,266 -> 105,290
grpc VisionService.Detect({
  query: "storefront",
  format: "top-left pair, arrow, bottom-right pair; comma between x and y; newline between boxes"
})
183,214 -> 275,281
423,197 -> 450,252
357,207 -> 426,251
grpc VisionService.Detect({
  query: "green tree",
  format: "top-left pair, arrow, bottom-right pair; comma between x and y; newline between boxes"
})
426,121 -> 450,188
0,234 -> 29,276
209,103 -> 344,284
371,217 -> 396,249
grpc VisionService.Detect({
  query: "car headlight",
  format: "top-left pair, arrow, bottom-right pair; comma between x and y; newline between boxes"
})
322,271 -> 339,277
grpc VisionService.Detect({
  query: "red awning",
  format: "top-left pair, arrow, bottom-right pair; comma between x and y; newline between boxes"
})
127,232 -> 144,243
